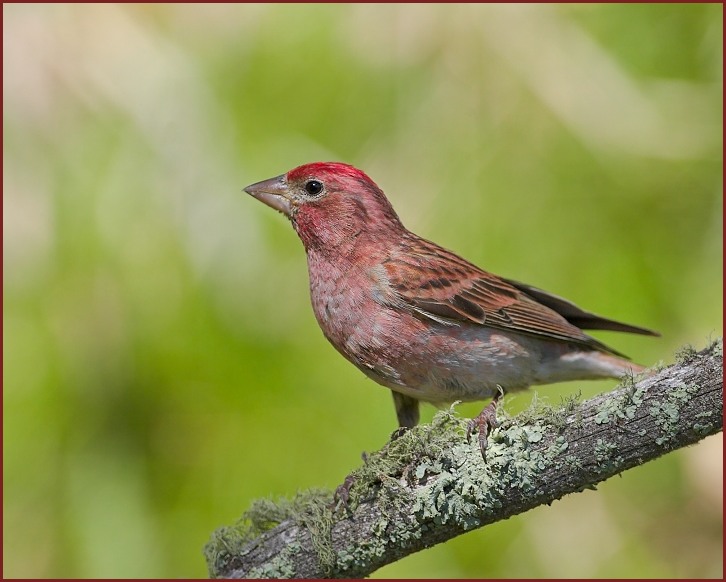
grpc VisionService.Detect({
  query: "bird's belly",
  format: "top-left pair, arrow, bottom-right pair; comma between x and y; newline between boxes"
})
344,311 -> 545,404
386,333 -> 539,402
309,276 -> 606,405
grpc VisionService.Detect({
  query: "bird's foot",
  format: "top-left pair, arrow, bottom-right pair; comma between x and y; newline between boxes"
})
466,388 -> 504,460
330,474 -> 356,513
390,426 -> 410,441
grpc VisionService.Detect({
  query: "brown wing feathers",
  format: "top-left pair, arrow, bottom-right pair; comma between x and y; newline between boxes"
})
384,237 -> 655,356
503,278 -> 659,336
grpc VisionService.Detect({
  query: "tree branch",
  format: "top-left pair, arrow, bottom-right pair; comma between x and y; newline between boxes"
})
205,340 -> 723,579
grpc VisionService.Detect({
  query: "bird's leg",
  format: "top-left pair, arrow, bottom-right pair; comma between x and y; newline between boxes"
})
330,474 -> 356,513
390,392 -> 420,440
390,427 -> 409,440
467,387 -> 504,460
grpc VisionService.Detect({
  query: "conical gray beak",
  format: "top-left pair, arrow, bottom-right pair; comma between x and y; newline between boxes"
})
243,174 -> 292,217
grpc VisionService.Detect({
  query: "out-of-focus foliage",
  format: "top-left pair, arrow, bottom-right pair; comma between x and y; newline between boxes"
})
3,4 -> 722,578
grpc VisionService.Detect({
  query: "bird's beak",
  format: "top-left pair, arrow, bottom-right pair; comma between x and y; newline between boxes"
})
243,174 -> 292,217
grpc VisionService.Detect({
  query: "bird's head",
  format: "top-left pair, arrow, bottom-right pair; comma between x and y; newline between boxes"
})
244,162 -> 403,252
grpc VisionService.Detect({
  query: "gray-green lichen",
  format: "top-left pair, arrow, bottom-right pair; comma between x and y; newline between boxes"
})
206,340 -> 722,578
206,395 -> 595,577
693,410 -> 716,435
648,383 -> 700,446
594,371 -> 648,426
675,344 -> 699,364
711,337 -> 723,357
512,390 -> 582,431
333,400 -> 582,575
594,438 -> 617,462
204,489 -> 334,578
246,548 -> 298,579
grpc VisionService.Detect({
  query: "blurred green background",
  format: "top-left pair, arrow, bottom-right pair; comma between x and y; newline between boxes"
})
3,3 -> 722,578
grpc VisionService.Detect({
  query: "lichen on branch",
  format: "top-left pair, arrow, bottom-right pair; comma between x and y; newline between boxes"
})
205,340 -> 723,579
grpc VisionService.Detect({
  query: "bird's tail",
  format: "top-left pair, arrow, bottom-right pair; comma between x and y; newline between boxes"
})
588,351 -> 648,378
555,349 -> 650,383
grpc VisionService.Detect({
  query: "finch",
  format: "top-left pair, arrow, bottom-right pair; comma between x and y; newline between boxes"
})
244,162 -> 657,457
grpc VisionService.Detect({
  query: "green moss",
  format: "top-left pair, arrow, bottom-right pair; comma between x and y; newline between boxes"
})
206,406 -> 472,578
675,344 -> 698,364
710,337 -> 723,357
204,523 -> 255,577
407,403 -> 576,533
339,404 -> 468,507
207,352 -> 720,579
204,489 -> 334,578
211,372 -> 702,577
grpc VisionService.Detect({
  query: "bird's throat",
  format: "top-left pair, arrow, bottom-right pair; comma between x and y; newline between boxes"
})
293,200 -> 361,255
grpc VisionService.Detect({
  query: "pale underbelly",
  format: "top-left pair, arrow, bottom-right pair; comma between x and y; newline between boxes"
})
347,314 -> 630,404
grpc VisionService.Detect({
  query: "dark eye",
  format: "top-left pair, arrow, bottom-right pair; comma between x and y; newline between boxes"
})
304,180 -> 324,196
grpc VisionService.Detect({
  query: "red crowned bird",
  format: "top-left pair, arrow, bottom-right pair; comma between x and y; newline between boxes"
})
244,162 -> 658,457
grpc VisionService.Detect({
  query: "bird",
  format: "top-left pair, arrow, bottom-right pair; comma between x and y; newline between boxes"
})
244,162 -> 658,457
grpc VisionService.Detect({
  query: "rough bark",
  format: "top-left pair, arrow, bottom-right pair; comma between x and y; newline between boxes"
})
205,341 -> 723,579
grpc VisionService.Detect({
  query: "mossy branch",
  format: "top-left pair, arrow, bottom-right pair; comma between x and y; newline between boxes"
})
205,340 -> 723,579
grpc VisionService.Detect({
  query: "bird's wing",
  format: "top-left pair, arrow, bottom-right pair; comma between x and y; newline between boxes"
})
501,278 -> 659,336
383,236 -> 624,355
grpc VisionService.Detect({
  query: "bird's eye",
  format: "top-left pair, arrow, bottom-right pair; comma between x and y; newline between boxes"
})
304,180 -> 324,196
